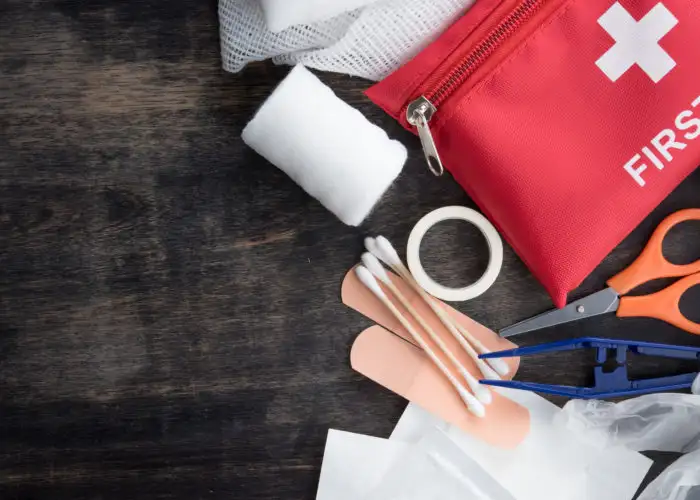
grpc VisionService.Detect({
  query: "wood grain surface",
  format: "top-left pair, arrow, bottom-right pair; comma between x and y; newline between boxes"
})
1,1 -> 699,499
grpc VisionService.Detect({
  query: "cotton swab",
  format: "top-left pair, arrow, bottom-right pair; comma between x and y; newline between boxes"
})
355,266 -> 486,418
362,253 -> 492,405
373,235 -> 507,378
369,236 -> 510,379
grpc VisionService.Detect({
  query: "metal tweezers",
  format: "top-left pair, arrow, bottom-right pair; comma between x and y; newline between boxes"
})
479,337 -> 700,399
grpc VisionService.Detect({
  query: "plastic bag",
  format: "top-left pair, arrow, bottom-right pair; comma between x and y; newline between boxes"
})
558,393 -> 700,453
637,450 -> 700,500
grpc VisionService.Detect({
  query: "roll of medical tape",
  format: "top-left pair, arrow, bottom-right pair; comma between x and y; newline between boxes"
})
406,206 -> 503,302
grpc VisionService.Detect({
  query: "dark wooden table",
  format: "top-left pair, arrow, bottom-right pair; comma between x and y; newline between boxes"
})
1,1 -> 698,498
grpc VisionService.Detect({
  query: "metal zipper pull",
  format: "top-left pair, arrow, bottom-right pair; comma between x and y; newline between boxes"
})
407,96 -> 444,176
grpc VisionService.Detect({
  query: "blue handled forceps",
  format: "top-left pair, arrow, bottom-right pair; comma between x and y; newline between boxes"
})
479,337 -> 700,399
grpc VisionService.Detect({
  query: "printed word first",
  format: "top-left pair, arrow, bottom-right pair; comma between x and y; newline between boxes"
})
625,95 -> 700,187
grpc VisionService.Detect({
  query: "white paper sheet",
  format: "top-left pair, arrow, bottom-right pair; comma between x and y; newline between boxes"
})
316,429 -> 408,500
390,402 -> 447,443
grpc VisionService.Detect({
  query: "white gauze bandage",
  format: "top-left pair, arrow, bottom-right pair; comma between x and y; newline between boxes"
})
242,65 -> 407,227
260,0 -> 380,33
219,0 -> 475,81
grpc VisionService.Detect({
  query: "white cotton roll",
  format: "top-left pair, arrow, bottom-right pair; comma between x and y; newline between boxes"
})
260,0 -> 380,33
242,65 -> 407,227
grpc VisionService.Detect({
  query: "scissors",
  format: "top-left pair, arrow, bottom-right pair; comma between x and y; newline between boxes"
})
500,209 -> 700,338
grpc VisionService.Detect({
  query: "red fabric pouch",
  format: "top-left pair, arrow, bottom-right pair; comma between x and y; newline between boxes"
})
366,0 -> 700,307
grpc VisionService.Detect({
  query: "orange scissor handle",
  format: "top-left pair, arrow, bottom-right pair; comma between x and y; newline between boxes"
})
607,209 -> 700,295
617,272 -> 700,335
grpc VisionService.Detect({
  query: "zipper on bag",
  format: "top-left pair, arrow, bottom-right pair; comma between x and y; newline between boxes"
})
406,0 -> 551,176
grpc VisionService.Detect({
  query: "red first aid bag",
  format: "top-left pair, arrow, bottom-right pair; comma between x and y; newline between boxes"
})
366,0 -> 700,307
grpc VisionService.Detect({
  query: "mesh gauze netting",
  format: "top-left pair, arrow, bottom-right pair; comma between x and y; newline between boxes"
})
219,0 -> 475,81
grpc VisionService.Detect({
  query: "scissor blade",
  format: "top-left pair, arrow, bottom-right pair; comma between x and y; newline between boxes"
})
499,288 -> 620,338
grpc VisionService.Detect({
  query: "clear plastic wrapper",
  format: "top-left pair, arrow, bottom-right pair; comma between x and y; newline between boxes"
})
366,428 -> 516,500
560,391 -> 700,500
558,393 -> 700,453
637,450 -> 700,500
392,389 -> 652,500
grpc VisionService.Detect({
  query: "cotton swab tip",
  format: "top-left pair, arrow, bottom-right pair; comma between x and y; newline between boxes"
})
457,386 -> 486,418
473,382 -> 493,405
478,362 -> 501,381
488,357 -> 511,377
365,236 -> 393,268
375,236 -> 402,267
461,370 -> 492,405
364,236 -> 378,255
361,252 -> 391,284
356,265 -> 386,299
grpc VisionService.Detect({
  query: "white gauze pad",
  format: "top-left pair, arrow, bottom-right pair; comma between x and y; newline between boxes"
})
242,65 -> 407,227
260,0 -> 380,33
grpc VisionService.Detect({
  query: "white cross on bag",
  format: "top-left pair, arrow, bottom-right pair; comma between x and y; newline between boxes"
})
596,2 -> 678,83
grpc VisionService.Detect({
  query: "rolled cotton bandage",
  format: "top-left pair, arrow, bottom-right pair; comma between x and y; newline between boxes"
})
242,65 -> 407,227
260,0 -> 380,32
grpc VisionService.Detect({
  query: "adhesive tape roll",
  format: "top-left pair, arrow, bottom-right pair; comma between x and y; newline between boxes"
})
407,206 -> 503,302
